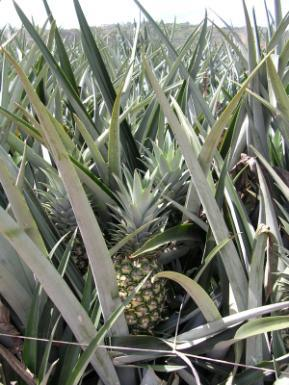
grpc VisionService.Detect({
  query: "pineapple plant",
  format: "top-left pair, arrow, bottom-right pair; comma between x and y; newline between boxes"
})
41,167 -> 169,334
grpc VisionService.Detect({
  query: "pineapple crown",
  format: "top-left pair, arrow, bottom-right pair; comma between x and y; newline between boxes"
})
38,170 -> 69,210
109,168 -> 168,254
144,131 -> 189,203
38,170 -> 78,232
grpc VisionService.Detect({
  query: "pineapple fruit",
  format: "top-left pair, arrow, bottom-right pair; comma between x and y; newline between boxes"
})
110,169 -> 168,333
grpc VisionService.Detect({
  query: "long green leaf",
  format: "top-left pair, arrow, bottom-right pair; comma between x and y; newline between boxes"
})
199,51 -> 271,174
73,114 -> 107,183
23,286 -> 41,373
42,0 -> 79,93
267,56 -> 289,132
171,301 -> 289,349
246,224 -> 269,366
195,237 -> 231,281
154,271 -> 221,322
236,316 -> 289,340
0,207 -> 118,385
73,0 -> 142,171
252,147 -> 289,201
143,54 -> 248,311
132,224 -> 202,258
0,152 -> 46,252
134,0 -> 215,127
268,11 -> 289,52
65,273 -> 151,385
108,80 -> 124,185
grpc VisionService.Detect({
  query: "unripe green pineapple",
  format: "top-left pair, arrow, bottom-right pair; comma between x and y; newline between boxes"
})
114,256 -> 166,332
110,169 -> 168,334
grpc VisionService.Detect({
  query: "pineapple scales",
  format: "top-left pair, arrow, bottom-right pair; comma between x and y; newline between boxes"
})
41,168 -> 169,334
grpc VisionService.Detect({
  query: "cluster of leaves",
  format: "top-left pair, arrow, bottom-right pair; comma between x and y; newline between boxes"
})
0,0 -> 289,384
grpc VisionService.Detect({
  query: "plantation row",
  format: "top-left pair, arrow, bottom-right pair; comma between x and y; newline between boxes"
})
0,0 -> 289,384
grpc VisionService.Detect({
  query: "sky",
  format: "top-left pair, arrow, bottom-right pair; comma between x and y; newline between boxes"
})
0,0 -> 289,28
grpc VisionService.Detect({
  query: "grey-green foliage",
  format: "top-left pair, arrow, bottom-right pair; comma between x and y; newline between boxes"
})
0,0 -> 289,384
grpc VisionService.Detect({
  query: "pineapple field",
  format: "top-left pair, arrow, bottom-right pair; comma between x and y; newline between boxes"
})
1,0 -> 289,384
